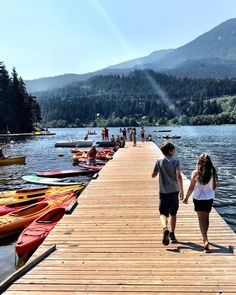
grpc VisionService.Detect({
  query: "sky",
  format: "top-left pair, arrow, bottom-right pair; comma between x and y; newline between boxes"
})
0,0 -> 236,79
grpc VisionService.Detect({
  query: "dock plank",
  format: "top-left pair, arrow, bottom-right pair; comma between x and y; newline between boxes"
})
4,142 -> 236,294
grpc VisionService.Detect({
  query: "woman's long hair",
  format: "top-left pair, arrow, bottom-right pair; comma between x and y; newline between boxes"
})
197,153 -> 218,185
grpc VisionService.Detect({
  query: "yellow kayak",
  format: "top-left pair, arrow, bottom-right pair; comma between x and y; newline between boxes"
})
0,185 -> 84,206
0,156 -> 26,166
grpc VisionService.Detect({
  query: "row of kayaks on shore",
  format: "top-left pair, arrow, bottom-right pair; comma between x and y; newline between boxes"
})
0,185 -> 82,257
0,146 -> 113,258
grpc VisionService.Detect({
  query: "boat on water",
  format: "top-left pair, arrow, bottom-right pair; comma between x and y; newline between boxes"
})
78,163 -> 103,171
55,140 -> 93,148
0,156 -> 26,166
0,185 -> 82,206
153,129 -> 172,133
163,135 -> 181,139
0,132 -> 55,137
0,193 -> 75,238
87,130 -> 97,135
37,169 -> 96,178
16,194 -> 76,257
22,175 -> 84,187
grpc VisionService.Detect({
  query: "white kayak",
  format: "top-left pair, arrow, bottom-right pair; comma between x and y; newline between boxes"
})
22,175 -> 83,186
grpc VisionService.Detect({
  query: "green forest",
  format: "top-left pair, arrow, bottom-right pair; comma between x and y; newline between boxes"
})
0,62 -> 41,133
37,70 -> 236,127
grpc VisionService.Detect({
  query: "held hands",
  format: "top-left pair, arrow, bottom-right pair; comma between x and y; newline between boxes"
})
182,196 -> 189,204
179,191 -> 184,201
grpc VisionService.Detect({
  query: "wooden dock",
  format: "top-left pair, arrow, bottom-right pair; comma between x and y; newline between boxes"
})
4,142 -> 236,294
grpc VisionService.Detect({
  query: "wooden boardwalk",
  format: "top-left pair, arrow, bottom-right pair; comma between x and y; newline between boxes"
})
4,142 -> 236,294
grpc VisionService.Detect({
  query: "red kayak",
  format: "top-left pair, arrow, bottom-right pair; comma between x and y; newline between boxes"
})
0,190 -> 75,217
37,169 -> 96,178
78,163 -> 103,171
16,195 -> 76,257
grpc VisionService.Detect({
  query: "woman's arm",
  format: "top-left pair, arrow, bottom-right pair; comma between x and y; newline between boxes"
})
212,176 -> 217,190
183,170 -> 197,204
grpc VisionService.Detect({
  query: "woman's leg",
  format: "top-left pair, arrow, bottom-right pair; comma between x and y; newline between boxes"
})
197,211 -> 209,243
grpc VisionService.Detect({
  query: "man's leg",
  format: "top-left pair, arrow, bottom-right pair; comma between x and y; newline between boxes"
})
159,195 -> 170,246
160,214 -> 168,229
170,215 -> 176,233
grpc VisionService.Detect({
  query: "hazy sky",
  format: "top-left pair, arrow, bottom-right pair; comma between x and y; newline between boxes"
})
1,0 -> 236,79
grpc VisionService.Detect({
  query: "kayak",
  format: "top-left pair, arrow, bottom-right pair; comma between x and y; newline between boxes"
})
0,156 -> 26,166
78,163 -> 103,171
55,140 -> 93,148
0,185 -> 84,206
73,154 -> 108,162
0,193 -> 75,238
37,169 -> 96,178
22,175 -> 84,186
0,190 -> 75,217
16,194 -> 76,257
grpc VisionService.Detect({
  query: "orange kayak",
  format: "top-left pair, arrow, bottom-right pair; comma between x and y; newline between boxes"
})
0,185 -> 84,206
0,192 -> 75,238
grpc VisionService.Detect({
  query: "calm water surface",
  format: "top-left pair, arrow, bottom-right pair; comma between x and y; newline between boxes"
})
0,125 -> 235,281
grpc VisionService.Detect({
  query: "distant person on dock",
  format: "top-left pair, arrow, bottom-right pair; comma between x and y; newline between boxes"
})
128,128 -> 133,142
146,134 -> 153,141
87,144 -> 97,166
110,135 -> 115,143
152,142 -> 184,246
0,148 -> 6,159
132,128 -> 137,146
183,153 -> 218,253
101,129 -> 105,141
140,127 -> 145,142
122,128 -> 127,141
104,127 -> 109,141
119,136 -> 125,148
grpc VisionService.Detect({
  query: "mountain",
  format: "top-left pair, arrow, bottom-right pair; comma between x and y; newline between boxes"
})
26,18 -> 236,92
107,49 -> 173,70
25,50 -> 173,92
148,18 -> 236,69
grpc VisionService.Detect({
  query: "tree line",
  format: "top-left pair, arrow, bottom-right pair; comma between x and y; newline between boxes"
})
37,70 -> 236,127
0,62 -> 41,133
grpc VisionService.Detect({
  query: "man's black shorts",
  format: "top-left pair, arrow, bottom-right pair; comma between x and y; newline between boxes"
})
159,192 -> 179,217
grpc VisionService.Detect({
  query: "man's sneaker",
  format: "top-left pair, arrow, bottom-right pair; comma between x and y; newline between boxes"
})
162,228 -> 170,246
170,232 -> 177,243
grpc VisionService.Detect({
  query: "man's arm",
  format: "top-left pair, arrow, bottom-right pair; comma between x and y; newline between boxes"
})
152,161 -> 159,178
152,170 -> 158,178
176,170 -> 184,200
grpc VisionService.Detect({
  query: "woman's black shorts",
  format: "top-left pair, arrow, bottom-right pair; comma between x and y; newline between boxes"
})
159,192 -> 179,217
193,199 -> 213,213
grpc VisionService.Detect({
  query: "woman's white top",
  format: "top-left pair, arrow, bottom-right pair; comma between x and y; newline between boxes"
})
192,178 -> 215,200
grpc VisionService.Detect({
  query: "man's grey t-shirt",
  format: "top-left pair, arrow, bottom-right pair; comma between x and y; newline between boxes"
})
154,156 -> 181,194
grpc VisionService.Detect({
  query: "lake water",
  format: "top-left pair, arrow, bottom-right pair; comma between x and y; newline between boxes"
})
0,125 -> 235,281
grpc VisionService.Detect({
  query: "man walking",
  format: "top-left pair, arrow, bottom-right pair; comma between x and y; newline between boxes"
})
152,142 -> 184,246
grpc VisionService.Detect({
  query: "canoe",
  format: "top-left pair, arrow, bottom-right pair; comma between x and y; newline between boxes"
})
163,135 -> 181,139
55,140 -> 93,148
37,169 -> 96,178
16,194 -> 76,257
22,175 -> 84,186
0,156 -> 26,166
0,185 -> 83,206
78,163 -> 103,171
0,193 -> 74,238
0,190 -> 74,217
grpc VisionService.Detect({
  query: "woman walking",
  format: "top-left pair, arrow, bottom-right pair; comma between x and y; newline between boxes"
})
183,153 -> 218,253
